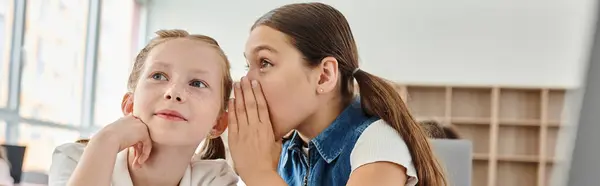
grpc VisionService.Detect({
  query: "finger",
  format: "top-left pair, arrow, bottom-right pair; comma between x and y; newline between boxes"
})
134,143 -> 143,163
135,143 -> 142,157
251,80 -> 274,132
133,144 -> 142,168
140,138 -> 152,164
227,98 -> 238,136
234,81 -> 248,128
132,151 -> 140,169
241,77 -> 260,127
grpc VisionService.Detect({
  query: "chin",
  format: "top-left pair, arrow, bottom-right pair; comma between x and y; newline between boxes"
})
147,124 -> 199,146
149,131 -> 185,145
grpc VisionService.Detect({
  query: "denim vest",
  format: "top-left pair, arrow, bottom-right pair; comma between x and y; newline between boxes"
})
277,100 -> 379,186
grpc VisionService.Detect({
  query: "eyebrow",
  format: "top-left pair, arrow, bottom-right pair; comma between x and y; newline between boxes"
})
243,45 -> 278,58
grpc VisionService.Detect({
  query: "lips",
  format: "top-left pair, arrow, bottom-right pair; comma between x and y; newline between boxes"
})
155,109 -> 187,121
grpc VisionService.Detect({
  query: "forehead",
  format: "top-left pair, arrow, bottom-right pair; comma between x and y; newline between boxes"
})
146,38 -> 224,72
245,26 -> 293,54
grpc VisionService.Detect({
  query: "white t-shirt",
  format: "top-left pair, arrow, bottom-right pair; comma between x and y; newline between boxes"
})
48,143 -> 238,186
0,159 -> 13,186
350,119 -> 419,186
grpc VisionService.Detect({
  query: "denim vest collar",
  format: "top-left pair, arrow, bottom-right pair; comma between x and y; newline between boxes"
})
286,99 -> 370,163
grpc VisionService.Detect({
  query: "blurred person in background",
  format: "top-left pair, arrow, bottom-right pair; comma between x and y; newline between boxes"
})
419,120 -> 447,139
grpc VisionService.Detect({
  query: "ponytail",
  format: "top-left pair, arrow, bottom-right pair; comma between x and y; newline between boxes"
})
353,69 -> 448,186
198,136 -> 226,160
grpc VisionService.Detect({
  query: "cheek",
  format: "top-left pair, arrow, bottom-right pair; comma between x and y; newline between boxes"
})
259,71 -> 316,135
131,89 -> 154,114
188,93 -> 222,132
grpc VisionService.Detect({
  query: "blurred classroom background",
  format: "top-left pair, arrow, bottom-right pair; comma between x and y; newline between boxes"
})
1,0 -> 599,186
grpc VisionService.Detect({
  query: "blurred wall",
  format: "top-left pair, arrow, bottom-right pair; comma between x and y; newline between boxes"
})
143,0 -> 596,88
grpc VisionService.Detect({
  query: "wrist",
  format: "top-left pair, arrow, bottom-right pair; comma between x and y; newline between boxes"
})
89,131 -> 121,152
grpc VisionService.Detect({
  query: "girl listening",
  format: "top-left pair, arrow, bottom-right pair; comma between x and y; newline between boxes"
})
49,29 -> 237,186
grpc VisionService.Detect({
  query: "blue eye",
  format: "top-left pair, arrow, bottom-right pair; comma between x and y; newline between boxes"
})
190,80 -> 207,88
152,73 -> 167,81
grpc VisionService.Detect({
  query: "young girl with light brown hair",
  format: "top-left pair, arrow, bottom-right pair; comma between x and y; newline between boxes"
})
48,29 -> 237,186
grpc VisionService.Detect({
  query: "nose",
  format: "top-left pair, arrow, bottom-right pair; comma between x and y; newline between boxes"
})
164,85 -> 185,103
245,69 -> 259,80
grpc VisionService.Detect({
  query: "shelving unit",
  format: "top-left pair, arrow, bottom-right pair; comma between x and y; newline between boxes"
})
398,84 -> 567,186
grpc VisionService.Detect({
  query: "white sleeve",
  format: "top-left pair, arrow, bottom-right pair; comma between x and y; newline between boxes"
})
350,119 -> 418,186
48,143 -> 85,186
0,160 -> 13,186
191,159 -> 239,186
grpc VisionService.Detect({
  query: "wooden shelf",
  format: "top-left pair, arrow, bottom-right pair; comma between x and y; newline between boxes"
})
473,153 -> 555,163
406,86 -> 446,118
497,126 -> 539,157
473,160 -> 489,186
451,117 -> 491,125
399,84 -> 567,186
499,119 -> 540,126
546,127 -> 559,160
548,90 -> 565,125
499,89 -> 541,121
455,125 -> 490,154
497,161 -> 538,186
451,88 -> 492,118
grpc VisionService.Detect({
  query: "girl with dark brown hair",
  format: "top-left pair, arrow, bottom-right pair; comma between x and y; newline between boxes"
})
227,2 -> 447,186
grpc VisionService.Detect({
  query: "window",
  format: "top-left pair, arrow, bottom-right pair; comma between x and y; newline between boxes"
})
18,123 -> 80,172
0,0 -> 13,108
19,0 -> 89,125
94,0 -> 137,126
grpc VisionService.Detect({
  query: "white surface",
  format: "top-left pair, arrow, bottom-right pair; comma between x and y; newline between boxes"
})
145,0 -> 596,88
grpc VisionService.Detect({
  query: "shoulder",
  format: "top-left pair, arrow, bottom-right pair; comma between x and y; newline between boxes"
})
190,159 -> 238,186
49,143 -> 86,186
350,119 -> 418,185
53,143 -> 86,162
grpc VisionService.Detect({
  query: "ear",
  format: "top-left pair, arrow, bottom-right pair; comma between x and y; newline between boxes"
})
210,112 -> 228,138
316,56 -> 339,94
121,93 -> 134,116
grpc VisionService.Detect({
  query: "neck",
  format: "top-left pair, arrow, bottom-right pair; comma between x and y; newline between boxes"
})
128,142 -> 197,186
296,96 -> 349,143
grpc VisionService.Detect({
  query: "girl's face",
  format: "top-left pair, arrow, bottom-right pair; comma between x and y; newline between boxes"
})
244,26 -> 321,138
129,38 -> 227,146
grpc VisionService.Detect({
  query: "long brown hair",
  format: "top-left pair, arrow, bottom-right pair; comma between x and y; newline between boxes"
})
80,29 -> 232,160
253,3 -> 447,185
